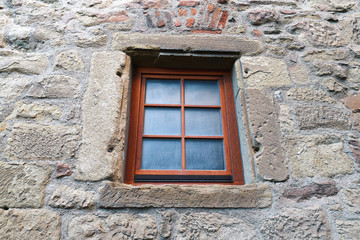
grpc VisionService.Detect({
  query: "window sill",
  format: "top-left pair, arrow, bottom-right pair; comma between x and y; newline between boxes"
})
99,183 -> 272,208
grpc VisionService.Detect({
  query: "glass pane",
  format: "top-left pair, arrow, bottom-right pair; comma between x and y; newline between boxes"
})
141,139 -> 182,170
185,80 -> 220,105
185,108 -> 223,136
185,139 -> 225,170
145,79 -> 180,104
143,107 -> 181,135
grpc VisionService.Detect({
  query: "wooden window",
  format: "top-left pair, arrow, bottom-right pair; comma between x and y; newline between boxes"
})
125,68 -> 244,185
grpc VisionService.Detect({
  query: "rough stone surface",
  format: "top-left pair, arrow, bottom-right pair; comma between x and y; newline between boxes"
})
99,183 -> 272,208
0,50 -> 48,75
0,209 -> 60,240
6,101 -> 62,122
248,9 -> 279,25
54,50 -> 84,72
241,56 -> 291,87
68,214 -> 158,240
314,62 -> 347,79
0,162 -> 51,208
176,212 -> 257,239
287,87 -> 335,103
307,0 -> 357,12
48,185 -> 95,209
349,68 -> 360,85
336,220 -> 360,240
3,123 -> 79,161
302,49 -> 348,62
294,105 -> 351,130
340,188 -> 360,213
342,94 -> 360,112
75,34 -> 108,48
76,51 -> 130,181
322,78 -> 348,93
246,89 -> 288,181
0,77 -> 32,101
288,65 -> 310,85
349,137 -> 360,163
279,104 -> 295,134
56,162 -> 72,178
283,181 -> 338,201
260,207 -> 331,239
285,135 -> 354,178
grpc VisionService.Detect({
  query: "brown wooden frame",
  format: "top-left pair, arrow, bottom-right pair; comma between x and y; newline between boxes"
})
124,68 -> 244,185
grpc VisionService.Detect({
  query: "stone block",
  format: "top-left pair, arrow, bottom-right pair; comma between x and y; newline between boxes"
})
302,49 -> 348,62
68,214 -> 158,240
48,185 -> 95,209
340,188 -> 360,213
342,94 -> 360,112
76,9 -> 130,26
349,136 -> 360,163
314,62 -> 347,79
247,9 -> 279,25
54,50 -> 84,72
321,78 -> 348,93
241,56 -> 291,87
3,123 -> 79,161
285,135 -> 354,178
260,207 -> 331,239
76,51 -> 130,181
246,89 -> 288,181
287,87 -> 335,103
349,68 -> 360,84
99,183 -> 272,208
75,34 -> 108,48
288,65 -> 310,85
56,162 -> 72,178
0,209 -> 60,240
0,162 -> 51,208
307,0 -> 357,12
294,105 -> 351,130
336,220 -> 360,240
0,50 -> 48,75
279,104 -> 295,135
0,77 -> 33,101
283,181 -> 338,201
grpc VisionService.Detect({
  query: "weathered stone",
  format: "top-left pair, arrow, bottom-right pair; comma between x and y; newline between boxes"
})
322,78 -> 348,93
288,65 -> 309,84
0,77 -> 33,100
349,136 -> 360,163
4,123 -> 79,161
342,94 -> 360,112
6,101 -> 62,122
0,209 -> 60,240
302,49 -> 348,61
54,50 -> 84,72
76,51 -> 130,181
112,33 -> 264,56
0,50 -> 48,75
160,211 -> 173,238
349,68 -> 360,84
176,212 -> 257,240
260,207 -> 331,239
226,25 -> 246,34
48,185 -> 95,209
75,34 -> 108,48
241,56 -> 291,87
285,135 -> 354,178
336,220 -> 360,240
83,0 -> 112,9
307,0 -> 357,12
0,162 -> 51,208
56,162 -> 72,178
4,25 -> 32,50
26,75 -> 81,98
287,87 -> 335,103
279,104 -> 295,134
314,62 -> 347,79
246,89 -> 288,181
76,9 -> 130,27
248,9 -> 279,25
283,181 -> 338,201
68,214 -> 158,240
350,113 -> 360,132
294,105 -> 351,130
99,183 -> 272,208
340,188 -> 360,213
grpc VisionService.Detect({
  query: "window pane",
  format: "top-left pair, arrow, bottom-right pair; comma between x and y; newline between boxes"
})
145,79 -> 180,104
185,108 -> 223,136
185,139 -> 225,170
143,107 -> 181,135
184,80 -> 220,105
141,139 -> 182,170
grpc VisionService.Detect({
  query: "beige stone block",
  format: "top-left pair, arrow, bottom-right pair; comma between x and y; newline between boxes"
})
288,65 -> 310,85
307,0 -> 357,12
3,123 -> 79,161
302,49 -> 348,61
279,104 -> 295,135
241,56 -> 291,87
287,87 -> 335,103
0,209 -> 60,240
0,162 -> 51,208
286,135 -> 354,178
48,185 -> 95,209
75,34 -> 108,48
0,77 -> 33,101
54,50 -> 84,72
336,220 -> 360,240
99,183 -> 272,208
6,101 -> 62,122
76,51 -> 130,181
340,188 -> 360,213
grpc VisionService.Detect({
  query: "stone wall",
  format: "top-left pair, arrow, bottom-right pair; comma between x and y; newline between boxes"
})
0,0 -> 360,239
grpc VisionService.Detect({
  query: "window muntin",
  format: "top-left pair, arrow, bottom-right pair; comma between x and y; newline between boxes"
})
125,68 -> 244,184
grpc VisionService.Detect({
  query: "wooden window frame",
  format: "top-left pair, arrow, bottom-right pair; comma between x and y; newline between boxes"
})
125,68 -> 244,185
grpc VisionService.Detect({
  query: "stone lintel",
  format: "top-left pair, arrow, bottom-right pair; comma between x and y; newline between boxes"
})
99,183 -> 272,208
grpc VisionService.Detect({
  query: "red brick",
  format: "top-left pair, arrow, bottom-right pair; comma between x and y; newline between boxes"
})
253,29 -> 262,37
191,8 -> 197,16
179,1 -> 200,7
217,11 -> 228,29
175,18 -> 182,27
179,8 -> 187,16
155,10 -> 161,17
99,10 -> 129,23
56,163 -> 72,178
349,138 -> 360,164
157,19 -> 165,27
191,29 -> 222,34
208,8 -> 222,29
186,18 -> 195,28
208,4 -> 215,13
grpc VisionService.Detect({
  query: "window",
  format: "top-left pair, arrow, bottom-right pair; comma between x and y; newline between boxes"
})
125,68 -> 244,184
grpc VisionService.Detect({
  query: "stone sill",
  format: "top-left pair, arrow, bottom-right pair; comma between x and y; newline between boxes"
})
99,183 -> 272,208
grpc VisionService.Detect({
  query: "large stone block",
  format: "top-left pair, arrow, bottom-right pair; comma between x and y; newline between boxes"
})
0,162 -> 51,208
99,183 -> 272,208
288,65 -> 310,85
3,123 -> 79,161
246,89 -> 288,181
285,135 -> 354,178
54,50 -> 84,72
0,209 -> 60,240
294,105 -> 351,130
6,101 -> 62,122
68,214 -> 158,240
302,49 -> 348,62
241,56 -> 291,87
76,51 -> 130,181
307,0 -> 357,12
287,87 -> 335,103
260,207 -> 331,239
340,188 -> 360,213
336,220 -> 360,240
48,185 -> 95,209
0,77 -> 33,101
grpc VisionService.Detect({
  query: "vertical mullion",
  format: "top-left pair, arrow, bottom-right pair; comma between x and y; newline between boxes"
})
181,78 -> 185,170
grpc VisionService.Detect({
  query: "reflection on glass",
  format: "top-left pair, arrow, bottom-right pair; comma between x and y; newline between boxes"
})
144,107 -> 181,135
145,79 -> 180,104
184,80 -> 220,105
141,139 -> 182,170
185,139 -> 225,170
185,108 -> 222,136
